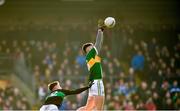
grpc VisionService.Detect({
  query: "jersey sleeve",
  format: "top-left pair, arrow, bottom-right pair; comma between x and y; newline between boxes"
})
94,29 -> 104,54
61,86 -> 89,95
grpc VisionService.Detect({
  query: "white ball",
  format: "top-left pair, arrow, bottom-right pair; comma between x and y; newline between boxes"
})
104,17 -> 116,28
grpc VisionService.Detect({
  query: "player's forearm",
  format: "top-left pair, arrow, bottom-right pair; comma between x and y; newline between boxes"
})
73,86 -> 89,94
95,29 -> 104,53
63,86 -> 89,95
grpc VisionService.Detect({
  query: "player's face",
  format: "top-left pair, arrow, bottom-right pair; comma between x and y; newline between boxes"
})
86,45 -> 93,54
52,83 -> 62,91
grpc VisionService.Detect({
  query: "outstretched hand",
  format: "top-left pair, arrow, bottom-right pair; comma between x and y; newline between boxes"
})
88,80 -> 94,88
98,19 -> 106,31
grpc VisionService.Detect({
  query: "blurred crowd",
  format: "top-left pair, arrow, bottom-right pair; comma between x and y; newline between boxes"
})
0,24 -> 179,110
0,84 -> 30,110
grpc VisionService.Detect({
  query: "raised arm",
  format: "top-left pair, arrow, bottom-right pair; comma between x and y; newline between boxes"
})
94,29 -> 104,54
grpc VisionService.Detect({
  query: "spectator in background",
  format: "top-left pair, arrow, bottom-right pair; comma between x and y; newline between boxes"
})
144,97 -> 156,110
127,67 -> 135,82
118,79 -> 129,96
137,81 -> 148,103
76,50 -> 86,67
174,53 -> 180,73
59,101 -> 69,110
38,83 -> 47,101
148,38 -> 157,58
128,81 -> 137,96
124,100 -> 135,110
170,80 -> 180,94
152,92 -> 161,109
131,51 -> 145,71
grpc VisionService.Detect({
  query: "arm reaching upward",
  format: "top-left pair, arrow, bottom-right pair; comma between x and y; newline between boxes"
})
95,29 -> 104,54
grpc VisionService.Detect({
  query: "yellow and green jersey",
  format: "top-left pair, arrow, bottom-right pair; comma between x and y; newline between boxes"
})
86,47 -> 102,81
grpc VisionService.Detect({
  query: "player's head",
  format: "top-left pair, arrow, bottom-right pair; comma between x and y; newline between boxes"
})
48,81 -> 62,92
82,43 -> 94,54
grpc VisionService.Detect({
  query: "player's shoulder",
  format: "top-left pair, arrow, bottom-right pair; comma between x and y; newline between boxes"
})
88,46 -> 98,55
86,47 -> 97,59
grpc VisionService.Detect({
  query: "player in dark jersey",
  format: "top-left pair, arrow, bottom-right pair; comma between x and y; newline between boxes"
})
40,81 -> 93,111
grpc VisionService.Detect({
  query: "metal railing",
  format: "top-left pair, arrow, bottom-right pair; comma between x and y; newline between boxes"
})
13,52 -> 35,92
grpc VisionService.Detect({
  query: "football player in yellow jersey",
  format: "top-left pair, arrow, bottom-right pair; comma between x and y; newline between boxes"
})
77,20 -> 105,110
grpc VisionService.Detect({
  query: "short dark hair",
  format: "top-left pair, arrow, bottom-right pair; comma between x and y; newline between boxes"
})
82,43 -> 93,54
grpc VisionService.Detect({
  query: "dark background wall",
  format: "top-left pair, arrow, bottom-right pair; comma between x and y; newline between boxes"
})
0,0 -> 180,25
